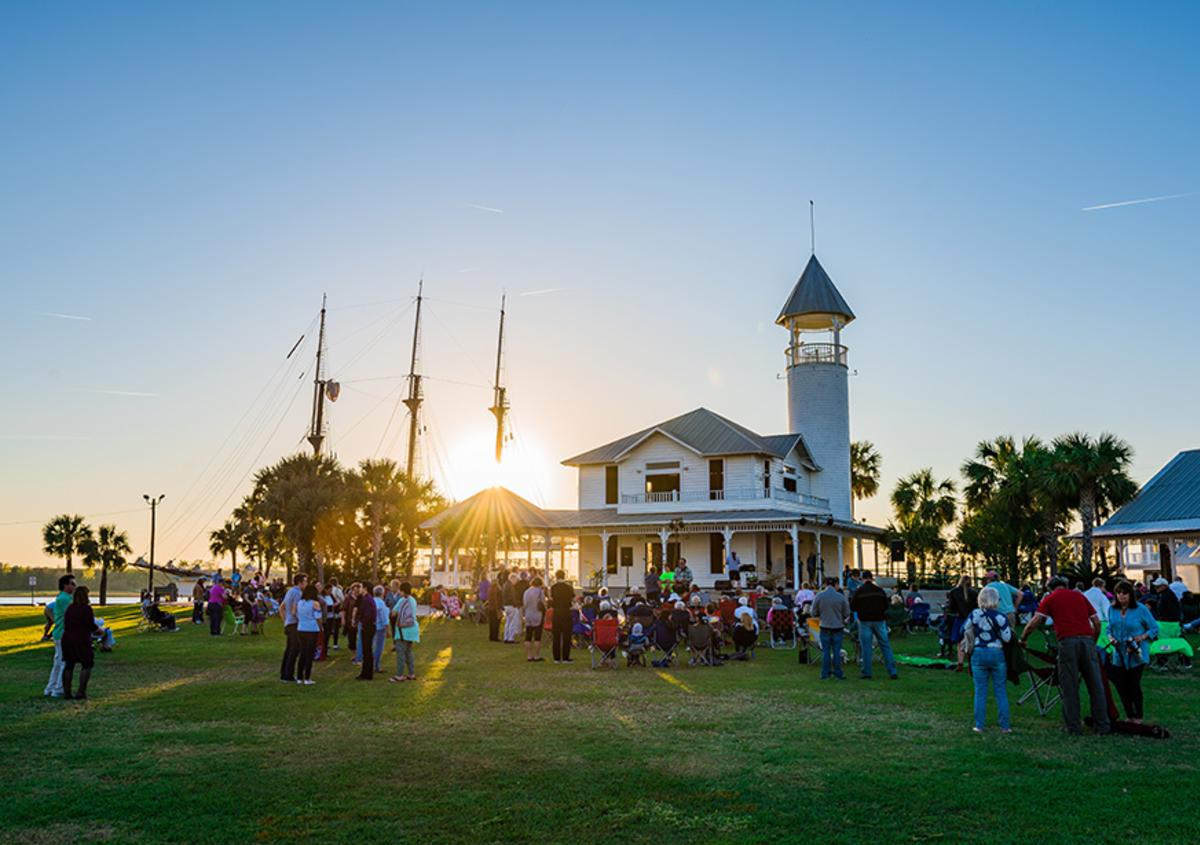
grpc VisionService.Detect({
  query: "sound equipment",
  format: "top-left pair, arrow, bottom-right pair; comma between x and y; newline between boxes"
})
890,540 -> 906,562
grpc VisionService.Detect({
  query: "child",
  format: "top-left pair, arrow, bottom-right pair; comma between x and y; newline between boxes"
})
626,622 -> 648,666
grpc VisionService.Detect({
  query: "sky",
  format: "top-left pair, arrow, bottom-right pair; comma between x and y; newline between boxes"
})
2,2 -> 1198,567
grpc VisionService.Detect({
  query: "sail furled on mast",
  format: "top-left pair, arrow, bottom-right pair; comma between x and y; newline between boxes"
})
307,293 -> 329,455
402,279 -> 425,479
488,293 -> 509,464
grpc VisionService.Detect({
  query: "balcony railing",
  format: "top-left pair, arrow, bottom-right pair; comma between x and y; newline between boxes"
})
786,342 -> 847,367
621,487 -> 830,509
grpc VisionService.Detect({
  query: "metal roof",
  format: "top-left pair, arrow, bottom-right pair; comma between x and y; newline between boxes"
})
562,407 -> 819,468
776,254 -> 855,327
1101,449 -> 1200,530
420,486 -> 555,532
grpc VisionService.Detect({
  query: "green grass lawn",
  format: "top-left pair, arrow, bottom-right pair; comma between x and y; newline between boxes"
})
1,605 -> 1197,845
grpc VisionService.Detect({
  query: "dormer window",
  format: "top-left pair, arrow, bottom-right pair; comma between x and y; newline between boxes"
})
783,464 -> 798,493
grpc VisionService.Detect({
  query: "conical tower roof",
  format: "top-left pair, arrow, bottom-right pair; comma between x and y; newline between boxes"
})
776,254 -> 855,329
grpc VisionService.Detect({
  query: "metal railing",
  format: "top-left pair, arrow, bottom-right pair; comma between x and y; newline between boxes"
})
621,487 -> 830,509
786,342 -> 847,367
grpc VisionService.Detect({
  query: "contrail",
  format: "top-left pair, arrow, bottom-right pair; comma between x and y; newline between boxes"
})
1082,191 -> 1196,211
469,204 -> 505,214
519,288 -> 561,297
42,312 -> 92,321
82,388 -> 160,398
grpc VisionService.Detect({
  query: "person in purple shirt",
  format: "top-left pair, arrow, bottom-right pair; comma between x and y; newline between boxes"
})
207,579 -> 227,636
355,586 -> 378,680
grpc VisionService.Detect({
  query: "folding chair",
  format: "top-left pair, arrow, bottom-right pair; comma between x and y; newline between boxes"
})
1148,621 -> 1194,671
650,621 -> 679,668
1017,634 -> 1062,716
589,617 -> 621,669
907,603 -> 930,633
767,608 -> 797,649
687,622 -> 716,666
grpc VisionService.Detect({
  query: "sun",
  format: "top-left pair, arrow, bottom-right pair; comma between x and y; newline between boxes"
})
442,428 -> 552,505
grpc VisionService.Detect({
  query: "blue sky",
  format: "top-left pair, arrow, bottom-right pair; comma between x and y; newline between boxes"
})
2,2 -> 1197,566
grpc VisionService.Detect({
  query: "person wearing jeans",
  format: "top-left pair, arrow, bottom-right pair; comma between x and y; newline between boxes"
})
207,579 -> 226,636
43,574 -> 76,698
1021,577 -> 1109,736
355,585 -> 377,680
192,579 -> 207,625
850,570 -> 898,680
961,587 -> 1012,732
371,585 -> 389,674
810,577 -> 850,680
278,574 -> 306,682
295,583 -> 321,684
390,582 -> 420,682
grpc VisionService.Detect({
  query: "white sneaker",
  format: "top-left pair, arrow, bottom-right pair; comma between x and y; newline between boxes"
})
304,679 -> 315,686
296,679 -> 304,685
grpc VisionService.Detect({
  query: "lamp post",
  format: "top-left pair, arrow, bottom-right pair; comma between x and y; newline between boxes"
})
144,494 -> 165,591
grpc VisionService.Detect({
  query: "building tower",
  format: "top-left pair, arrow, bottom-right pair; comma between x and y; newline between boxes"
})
776,254 -> 855,522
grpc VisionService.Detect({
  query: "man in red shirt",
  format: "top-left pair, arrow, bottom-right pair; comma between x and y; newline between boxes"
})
1020,577 -> 1109,735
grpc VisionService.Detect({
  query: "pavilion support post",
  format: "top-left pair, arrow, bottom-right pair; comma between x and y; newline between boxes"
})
430,532 -> 439,583
856,536 -> 864,571
526,535 -> 534,573
544,532 -> 552,580
789,525 -> 801,589
453,550 -> 460,588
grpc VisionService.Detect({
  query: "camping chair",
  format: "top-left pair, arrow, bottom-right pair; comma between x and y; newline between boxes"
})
137,604 -> 156,633
718,598 -> 738,629
1017,632 -> 1062,716
589,617 -> 621,669
767,608 -> 797,649
885,603 -> 911,637
755,596 -> 773,626
907,603 -> 931,633
650,620 -> 679,668
687,622 -> 716,666
1148,621 -> 1194,671
806,617 -> 849,669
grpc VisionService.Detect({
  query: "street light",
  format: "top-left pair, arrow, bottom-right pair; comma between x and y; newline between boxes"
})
144,493 -> 165,591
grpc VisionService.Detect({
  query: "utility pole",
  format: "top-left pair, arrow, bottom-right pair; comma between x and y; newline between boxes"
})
488,293 -> 509,464
143,493 -> 165,591
307,293 -> 328,455
402,280 -> 424,478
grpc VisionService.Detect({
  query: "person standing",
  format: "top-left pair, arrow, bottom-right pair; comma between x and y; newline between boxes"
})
279,574 -> 306,682
355,584 -> 378,680
984,571 -> 1021,629
1082,577 -> 1111,622
43,574 -> 76,698
207,578 -> 227,636
946,575 -> 978,648
390,581 -> 420,682
550,570 -> 574,663
850,571 -> 898,680
726,551 -> 742,586
960,586 -> 1012,733
321,583 -> 339,653
1105,581 -> 1158,723
295,584 -> 321,685
486,568 -> 506,642
523,576 -> 546,662
344,582 -> 360,657
371,586 -> 389,675
1020,577 -> 1110,736
192,578 -> 207,625
644,565 -> 661,605
810,577 -> 851,680
502,573 -> 521,644
61,585 -> 98,700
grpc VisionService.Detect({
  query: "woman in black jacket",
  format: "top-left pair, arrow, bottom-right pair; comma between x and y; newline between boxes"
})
62,586 -> 99,700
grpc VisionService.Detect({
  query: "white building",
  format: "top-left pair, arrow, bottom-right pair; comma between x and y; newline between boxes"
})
424,252 -> 885,589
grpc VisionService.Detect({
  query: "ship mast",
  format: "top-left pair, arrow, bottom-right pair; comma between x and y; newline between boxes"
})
488,293 -> 509,464
307,293 -> 328,455
402,280 -> 424,478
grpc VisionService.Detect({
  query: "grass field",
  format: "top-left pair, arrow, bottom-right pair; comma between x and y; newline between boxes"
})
1,605 -> 1197,845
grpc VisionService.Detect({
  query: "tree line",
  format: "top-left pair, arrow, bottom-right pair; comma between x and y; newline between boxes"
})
851,432 -> 1137,586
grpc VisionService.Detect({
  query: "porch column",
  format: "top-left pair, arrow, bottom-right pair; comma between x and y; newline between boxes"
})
722,526 -> 734,575
453,549 -> 460,588
856,536 -> 864,571
544,531 -> 552,580
526,535 -> 534,572
815,532 -> 823,581
873,540 -> 879,576
659,527 -> 672,570
600,531 -> 610,589
837,535 -> 844,585
790,525 -> 801,589
430,531 -> 439,581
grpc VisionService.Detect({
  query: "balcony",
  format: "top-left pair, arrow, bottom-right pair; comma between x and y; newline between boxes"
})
620,487 -> 830,511
786,342 -> 847,367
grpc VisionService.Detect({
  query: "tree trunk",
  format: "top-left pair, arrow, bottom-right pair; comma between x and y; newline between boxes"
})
231,549 -> 238,575
1079,486 -> 1097,572
1043,526 -> 1059,580
99,562 -> 109,606
316,552 -> 326,585
371,503 -> 382,585
66,554 -> 73,575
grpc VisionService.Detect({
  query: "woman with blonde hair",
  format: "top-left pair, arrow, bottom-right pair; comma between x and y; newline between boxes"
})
960,585 -> 1012,734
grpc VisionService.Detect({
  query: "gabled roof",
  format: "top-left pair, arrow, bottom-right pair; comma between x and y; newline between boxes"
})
420,486 -> 554,532
562,407 -> 820,469
776,254 -> 855,328
1096,449 -> 1200,534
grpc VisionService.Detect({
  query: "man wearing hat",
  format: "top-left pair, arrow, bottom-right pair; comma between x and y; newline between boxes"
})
1152,577 -> 1181,622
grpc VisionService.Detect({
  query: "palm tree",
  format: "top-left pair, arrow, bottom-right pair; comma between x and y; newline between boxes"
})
79,524 -> 132,606
208,519 -> 246,574
355,458 -> 406,583
1048,432 -> 1136,573
960,436 -> 1041,582
889,469 -> 957,582
252,453 -> 346,582
850,440 -> 881,516
42,514 -> 93,574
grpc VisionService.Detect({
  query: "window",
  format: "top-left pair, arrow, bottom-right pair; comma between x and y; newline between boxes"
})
605,465 -> 618,505
645,462 -> 681,501
709,533 -> 726,574
607,539 -> 619,574
646,461 -> 680,470
647,541 -> 680,569
782,465 -> 798,494
763,460 -> 771,495
709,459 -> 724,500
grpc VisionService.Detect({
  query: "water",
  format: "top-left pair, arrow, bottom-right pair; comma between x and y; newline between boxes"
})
0,595 -> 143,606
